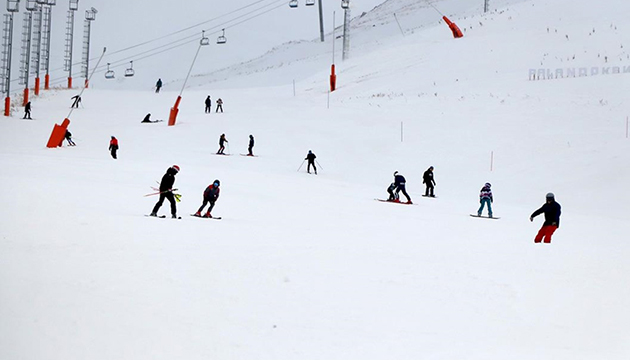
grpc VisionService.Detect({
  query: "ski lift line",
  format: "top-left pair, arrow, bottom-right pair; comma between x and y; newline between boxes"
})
41,0 -> 287,78
66,47 -> 106,119
426,1 -> 445,16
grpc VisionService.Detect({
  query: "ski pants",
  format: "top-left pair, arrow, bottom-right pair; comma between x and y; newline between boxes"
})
24,110 -> 31,119
197,198 -> 216,214
153,192 -> 177,216
218,145 -> 225,154
307,161 -> 317,174
205,105 -> 211,113
534,225 -> 558,244
248,145 -> 253,156
396,185 -> 411,202
216,105 -> 223,113
387,187 -> 398,201
478,198 -> 492,217
110,148 -> 117,159
425,183 -> 435,196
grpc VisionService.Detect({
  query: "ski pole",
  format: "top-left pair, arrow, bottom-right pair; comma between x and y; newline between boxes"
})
315,160 -> 324,170
227,143 -> 231,155
297,159 -> 306,172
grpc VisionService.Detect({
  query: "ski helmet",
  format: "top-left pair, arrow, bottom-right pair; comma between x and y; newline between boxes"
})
394,171 -> 399,176
172,165 -> 180,173
546,192 -> 555,200
213,179 -> 220,187
485,182 -> 491,187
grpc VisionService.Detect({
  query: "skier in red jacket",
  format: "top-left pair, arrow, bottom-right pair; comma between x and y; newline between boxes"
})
194,180 -> 221,218
109,136 -> 119,159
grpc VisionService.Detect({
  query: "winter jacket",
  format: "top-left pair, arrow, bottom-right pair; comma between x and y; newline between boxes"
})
142,114 -> 152,123
531,201 -> 561,227
205,97 -> 211,106
305,152 -> 316,162
394,174 -> 406,187
219,135 -> 228,146
158,167 -> 178,192
203,184 -> 220,201
387,182 -> 397,192
249,136 -> 254,148
65,130 -> 72,139
479,185 -> 493,202
109,137 -> 119,150
423,169 -> 435,185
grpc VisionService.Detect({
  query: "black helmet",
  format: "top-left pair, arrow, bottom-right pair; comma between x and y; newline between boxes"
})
213,179 -> 220,187
546,192 -> 555,200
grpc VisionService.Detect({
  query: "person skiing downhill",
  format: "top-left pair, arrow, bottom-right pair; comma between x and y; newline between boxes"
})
205,96 -> 212,113
70,95 -> 82,108
217,134 -> 228,154
393,171 -> 412,204
305,150 -> 317,174
155,78 -> 163,93
150,165 -> 180,218
387,182 -> 399,201
423,166 -> 436,197
65,129 -> 76,146
530,192 -> 561,243
477,183 -> 493,217
194,180 -> 220,218
216,98 -> 223,113
23,101 -> 32,119
248,135 -> 255,156
109,136 -> 119,159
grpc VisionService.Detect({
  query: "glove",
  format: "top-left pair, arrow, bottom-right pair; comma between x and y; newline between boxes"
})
174,194 -> 182,202
529,217 -> 533,222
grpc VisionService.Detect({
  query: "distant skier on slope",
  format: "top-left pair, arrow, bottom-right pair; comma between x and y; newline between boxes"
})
109,136 -> 119,159
193,180 -> 220,218
216,98 -> 223,113
205,96 -> 212,113
248,135 -> 255,156
217,134 -> 228,154
305,150 -> 317,174
155,78 -> 163,93
387,181 -> 399,201
70,95 -> 82,108
65,129 -> 76,146
150,165 -> 180,218
477,183 -> 493,217
530,192 -> 561,244
393,171 -> 412,204
23,101 -> 32,119
423,166 -> 436,197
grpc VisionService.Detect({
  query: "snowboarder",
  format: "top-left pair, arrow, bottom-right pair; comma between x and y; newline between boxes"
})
150,165 -> 180,218
155,78 -> 163,93
387,182 -> 399,201
248,135 -> 255,156
393,171 -> 412,204
109,136 -> 119,159
530,192 -> 561,244
23,101 -> 32,119
305,150 -> 317,174
423,166 -> 436,197
205,96 -> 212,113
193,179 -> 220,218
70,95 -> 82,108
142,113 -> 152,123
217,134 -> 228,154
65,129 -> 76,146
477,183 -> 493,217
216,98 -> 223,113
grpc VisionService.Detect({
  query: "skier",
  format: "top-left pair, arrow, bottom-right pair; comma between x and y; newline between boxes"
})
477,183 -> 493,217
393,171 -> 412,204
205,96 -> 212,113
423,166 -> 436,197
65,129 -> 76,146
216,98 -> 223,113
150,165 -> 180,218
70,95 -> 82,108
248,134 -> 255,156
387,181 -> 399,201
217,134 -> 228,154
141,113 -> 152,123
530,192 -> 561,244
109,136 -> 119,159
305,150 -> 317,174
193,179 -> 221,218
155,78 -> 163,93
23,101 -> 32,119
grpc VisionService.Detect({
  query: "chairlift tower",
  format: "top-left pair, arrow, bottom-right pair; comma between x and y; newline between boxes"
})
39,0 -> 55,90
2,0 -> 20,116
81,6 -> 96,88
342,0 -> 350,61
64,0 -> 78,88
289,0 -> 325,42
31,1 -> 43,96
19,0 -> 38,106
484,0 -> 489,13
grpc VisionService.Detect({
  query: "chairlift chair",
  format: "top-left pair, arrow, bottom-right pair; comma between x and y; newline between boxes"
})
200,30 -> 210,46
217,29 -> 227,45
289,0 -> 298,8
124,61 -> 135,77
341,0 -> 350,9
104,63 -> 115,79
306,0 -> 315,6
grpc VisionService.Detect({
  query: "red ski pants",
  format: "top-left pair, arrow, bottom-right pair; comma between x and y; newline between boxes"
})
534,225 -> 558,243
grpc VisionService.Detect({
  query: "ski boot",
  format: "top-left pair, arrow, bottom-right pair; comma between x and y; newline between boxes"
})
149,212 -> 157,217
203,212 -> 212,218
193,211 -> 201,217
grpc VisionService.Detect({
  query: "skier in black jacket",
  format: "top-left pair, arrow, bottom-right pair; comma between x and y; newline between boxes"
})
248,135 -> 255,156
305,150 -> 317,174
530,192 -> 561,243
205,96 -> 212,113
194,180 -> 220,218
150,165 -> 180,218
423,166 -> 436,197
23,101 -> 32,119
217,134 -> 228,154
393,171 -> 412,204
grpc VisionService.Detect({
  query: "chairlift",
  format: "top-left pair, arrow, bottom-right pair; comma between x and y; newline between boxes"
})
289,0 -> 298,8
124,61 -> 135,77
104,63 -> 115,79
217,29 -> 227,45
306,0 -> 315,6
341,0 -> 350,9
200,30 -> 210,46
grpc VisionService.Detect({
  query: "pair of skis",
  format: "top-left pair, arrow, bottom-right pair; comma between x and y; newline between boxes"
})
375,198 -> 500,219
